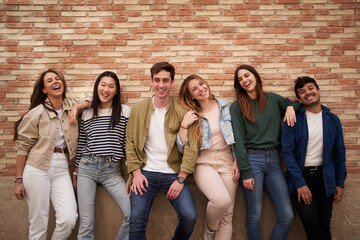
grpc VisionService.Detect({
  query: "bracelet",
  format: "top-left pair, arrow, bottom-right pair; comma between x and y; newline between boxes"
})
14,176 -> 23,183
73,172 -> 77,175
133,172 -> 141,177
180,125 -> 188,129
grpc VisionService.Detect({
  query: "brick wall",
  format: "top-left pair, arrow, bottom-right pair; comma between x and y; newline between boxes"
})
0,0 -> 359,175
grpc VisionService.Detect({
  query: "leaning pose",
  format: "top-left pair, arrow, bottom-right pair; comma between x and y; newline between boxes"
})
230,64 -> 300,240
178,75 -> 240,240
74,71 -> 131,240
14,69 -> 90,239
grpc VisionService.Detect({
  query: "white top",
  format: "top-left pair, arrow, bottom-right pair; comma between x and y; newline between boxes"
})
55,108 -> 66,148
143,98 -> 175,174
304,110 -> 323,167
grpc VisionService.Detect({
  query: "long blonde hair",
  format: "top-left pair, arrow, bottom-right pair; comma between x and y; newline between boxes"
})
179,75 -> 215,145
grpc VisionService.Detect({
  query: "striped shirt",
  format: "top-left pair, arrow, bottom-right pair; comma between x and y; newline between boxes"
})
75,105 -> 131,167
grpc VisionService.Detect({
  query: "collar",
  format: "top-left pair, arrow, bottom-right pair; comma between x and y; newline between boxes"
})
300,104 -> 331,115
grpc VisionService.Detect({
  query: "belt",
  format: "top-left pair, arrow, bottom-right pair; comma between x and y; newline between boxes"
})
248,147 -> 278,151
54,147 -> 67,153
303,166 -> 322,172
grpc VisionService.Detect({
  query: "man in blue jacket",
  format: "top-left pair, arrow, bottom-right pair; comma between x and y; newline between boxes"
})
281,76 -> 347,240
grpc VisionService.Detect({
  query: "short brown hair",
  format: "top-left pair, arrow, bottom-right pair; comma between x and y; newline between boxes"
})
150,62 -> 175,81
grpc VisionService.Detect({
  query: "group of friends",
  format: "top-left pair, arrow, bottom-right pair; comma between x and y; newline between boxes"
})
13,62 -> 346,240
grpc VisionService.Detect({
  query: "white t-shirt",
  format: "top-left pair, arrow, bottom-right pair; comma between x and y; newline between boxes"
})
55,108 -> 66,148
304,110 -> 323,167
143,98 -> 175,174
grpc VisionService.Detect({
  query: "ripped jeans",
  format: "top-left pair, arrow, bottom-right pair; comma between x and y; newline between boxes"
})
77,154 -> 131,240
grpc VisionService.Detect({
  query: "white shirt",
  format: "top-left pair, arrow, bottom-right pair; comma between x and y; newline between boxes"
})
304,110 -> 323,167
143,98 -> 175,174
55,108 -> 66,148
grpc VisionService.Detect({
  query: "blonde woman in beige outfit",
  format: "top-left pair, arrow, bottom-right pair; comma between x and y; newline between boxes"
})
177,75 -> 240,240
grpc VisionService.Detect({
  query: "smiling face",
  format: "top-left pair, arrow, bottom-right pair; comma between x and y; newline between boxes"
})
97,76 -> 117,109
151,70 -> 174,102
237,69 -> 257,98
42,72 -> 64,99
297,82 -> 321,108
187,78 -> 210,102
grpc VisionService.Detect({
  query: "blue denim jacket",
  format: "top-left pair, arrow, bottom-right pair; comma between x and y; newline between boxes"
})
281,105 -> 347,196
177,98 -> 235,155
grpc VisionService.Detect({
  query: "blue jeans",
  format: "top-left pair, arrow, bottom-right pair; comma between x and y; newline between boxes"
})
241,149 -> 293,240
129,170 -> 197,240
77,154 -> 131,240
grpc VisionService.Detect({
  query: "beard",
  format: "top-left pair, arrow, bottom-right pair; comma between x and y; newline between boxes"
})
302,95 -> 320,108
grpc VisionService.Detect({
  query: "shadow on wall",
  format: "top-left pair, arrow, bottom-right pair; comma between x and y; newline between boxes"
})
1,174 -> 359,239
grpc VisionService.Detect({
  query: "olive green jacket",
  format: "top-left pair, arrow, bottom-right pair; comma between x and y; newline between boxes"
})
126,96 -> 198,175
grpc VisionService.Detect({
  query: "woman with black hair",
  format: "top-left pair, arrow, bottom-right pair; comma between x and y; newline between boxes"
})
74,71 -> 131,240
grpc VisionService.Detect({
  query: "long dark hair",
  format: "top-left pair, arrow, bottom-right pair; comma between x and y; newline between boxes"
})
179,75 -> 215,145
13,69 -> 67,140
233,64 -> 266,123
92,71 -> 122,129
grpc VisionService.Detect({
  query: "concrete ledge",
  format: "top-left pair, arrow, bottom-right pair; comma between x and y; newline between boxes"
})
1,174 -> 359,239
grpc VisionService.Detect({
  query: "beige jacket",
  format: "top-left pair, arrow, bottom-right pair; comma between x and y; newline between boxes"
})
16,97 -> 90,171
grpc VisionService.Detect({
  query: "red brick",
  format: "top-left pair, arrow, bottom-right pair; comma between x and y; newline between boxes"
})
224,10 -> 247,16
22,29 -> 47,35
35,35 -> 61,41
274,0 -> 299,3
6,23 -> 32,28
154,40 -> 178,46
195,22 -> 220,28
341,63 -> 360,68
5,0 -> 31,4
288,39 -> 315,45
213,29 -> 238,35
89,23 -> 113,28
45,41 -> 72,46
124,53 -> 151,58
61,46 -> 87,52
76,29 -> 102,34
142,22 -> 168,28
8,46 -> 33,52
61,23 -> 86,28
7,58 -> 32,64
99,40 -> 126,46
195,58 -> 222,63
233,4 -> 259,10
304,33 -> 330,39
192,0 -> 217,4
304,68 -> 330,74
0,17 -> 20,22
48,17 -> 74,23
88,46 -> 115,52
301,10 -> 329,15
98,5 -> 125,11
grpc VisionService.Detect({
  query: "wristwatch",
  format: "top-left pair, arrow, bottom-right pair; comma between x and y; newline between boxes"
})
177,177 -> 185,184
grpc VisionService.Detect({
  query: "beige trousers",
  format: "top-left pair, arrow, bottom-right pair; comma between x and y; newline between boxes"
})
194,148 -> 239,240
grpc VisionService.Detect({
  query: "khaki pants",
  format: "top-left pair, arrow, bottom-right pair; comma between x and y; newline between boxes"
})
194,148 -> 239,240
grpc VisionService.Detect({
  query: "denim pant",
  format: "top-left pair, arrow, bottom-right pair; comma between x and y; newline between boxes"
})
77,154 -> 131,240
129,170 -> 197,240
291,167 -> 334,240
241,149 -> 293,240
23,152 -> 78,240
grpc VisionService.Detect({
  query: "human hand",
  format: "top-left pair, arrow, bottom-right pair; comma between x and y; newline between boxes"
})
14,183 -> 26,200
130,172 -> 148,196
232,160 -> 240,182
283,106 -> 296,127
69,106 -> 79,125
333,186 -> 344,202
243,178 -> 255,191
181,110 -> 198,129
297,185 -> 312,205
166,180 -> 184,200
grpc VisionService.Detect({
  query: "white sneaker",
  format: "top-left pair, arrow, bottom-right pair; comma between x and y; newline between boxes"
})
204,226 -> 215,240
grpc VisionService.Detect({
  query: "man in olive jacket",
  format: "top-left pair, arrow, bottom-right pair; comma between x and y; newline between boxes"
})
126,62 -> 198,240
